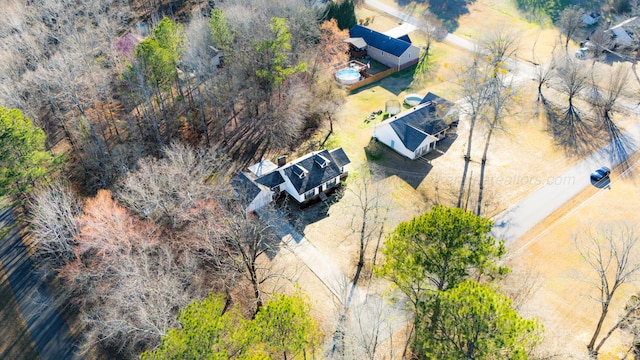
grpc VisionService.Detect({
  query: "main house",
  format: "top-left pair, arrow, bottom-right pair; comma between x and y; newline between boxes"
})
233,148 -> 351,212
372,93 -> 457,160
346,25 -> 420,70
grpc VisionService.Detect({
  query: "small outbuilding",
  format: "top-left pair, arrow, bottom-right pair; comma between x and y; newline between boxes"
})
385,99 -> 401,116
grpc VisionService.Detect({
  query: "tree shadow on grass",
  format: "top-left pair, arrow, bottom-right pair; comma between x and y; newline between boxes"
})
365,134 -> 457,189
540,97 -> 605,157
602,116 -> 637,178
395,0 -> 475,32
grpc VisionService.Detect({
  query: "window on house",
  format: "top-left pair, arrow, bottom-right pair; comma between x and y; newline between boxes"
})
304,188 -> 316,200
324,177 -> 337,190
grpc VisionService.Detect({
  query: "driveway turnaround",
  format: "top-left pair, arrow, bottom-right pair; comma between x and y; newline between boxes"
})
0,202 -> 82,360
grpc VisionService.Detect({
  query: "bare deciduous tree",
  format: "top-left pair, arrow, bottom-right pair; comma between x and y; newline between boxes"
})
454,56 -> 493,209
456,29 -> 518,209
587,27 -> 613,62
556,57 -> 590,149
224,205 -> 283,313
344,295 -> 396,360
477,74 -> 517,216
531,37 -> 558,103
480,27 -> 519,67
416,12 -> 446,74
56,190 -> 207,357
574,224 -> 640,357
559,5 -> 584,49
116,142 -> 231,228
589,64 -> 635,175
620,294 -> 640,358
29,179 -> 82,270
343,171 -> 388,300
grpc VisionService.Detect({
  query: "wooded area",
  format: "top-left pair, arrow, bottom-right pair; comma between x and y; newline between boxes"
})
0,0 -> 347,357
3,0 -> 640,359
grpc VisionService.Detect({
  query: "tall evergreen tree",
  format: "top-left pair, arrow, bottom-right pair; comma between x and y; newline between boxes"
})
0,107 -> 60,198
326,0 -> 357,30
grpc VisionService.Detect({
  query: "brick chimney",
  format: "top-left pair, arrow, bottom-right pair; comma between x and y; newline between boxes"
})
277,156 -> 287,167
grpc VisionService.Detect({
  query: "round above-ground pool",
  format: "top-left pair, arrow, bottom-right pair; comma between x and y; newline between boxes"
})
404,93 -> 423,106
335,68 -> 361,85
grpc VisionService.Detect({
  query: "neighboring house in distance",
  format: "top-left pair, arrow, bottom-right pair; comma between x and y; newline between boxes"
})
347,25 -> 420,70
233,148 -> 351,212
372,92 -> 457,160
607,17 -> 639,48
581,11 -> 601,26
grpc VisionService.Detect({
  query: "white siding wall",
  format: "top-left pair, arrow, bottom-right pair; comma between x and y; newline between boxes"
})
373,124 -> 416,159
398,45 -> 420,67
246,189 -> 272,213
367,46 -> 400,68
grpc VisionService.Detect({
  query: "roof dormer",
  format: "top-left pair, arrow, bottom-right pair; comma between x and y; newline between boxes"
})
292,164 -> 308,179
314,155 -> 330,168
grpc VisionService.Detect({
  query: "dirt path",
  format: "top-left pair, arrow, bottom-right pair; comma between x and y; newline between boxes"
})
0,201 -> 82,360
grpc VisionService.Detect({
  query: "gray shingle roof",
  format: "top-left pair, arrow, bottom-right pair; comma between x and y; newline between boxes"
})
282,149 -> 347,195
389,101 -> 449,152
232,172 -> 264,206
349,25 -> 412,57
329,148 -> 351,168
255,171 -> 284,189
420,92 -> 453,108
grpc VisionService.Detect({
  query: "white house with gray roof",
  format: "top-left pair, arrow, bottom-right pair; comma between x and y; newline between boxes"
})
233,148 -> 351,212
372,93 -> 457,160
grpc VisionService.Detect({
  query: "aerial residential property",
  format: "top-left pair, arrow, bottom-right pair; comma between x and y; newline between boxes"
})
234,148 -> 350,212
372,92 -> 457,159
3,1 -> 640,359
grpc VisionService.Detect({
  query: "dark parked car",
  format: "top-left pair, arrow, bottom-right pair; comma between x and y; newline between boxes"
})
590,166 -> 611,182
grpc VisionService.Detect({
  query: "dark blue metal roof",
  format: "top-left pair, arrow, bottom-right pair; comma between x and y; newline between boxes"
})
397,34 -> 412,43
349,25 -> 412,57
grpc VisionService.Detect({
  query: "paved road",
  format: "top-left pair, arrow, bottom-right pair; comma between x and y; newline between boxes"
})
363,0 -> 640,245
0,202 -> 82,360
364,0 -> 478,52
491,121 -> 640,243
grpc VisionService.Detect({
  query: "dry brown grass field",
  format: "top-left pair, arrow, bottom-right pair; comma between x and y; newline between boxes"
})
281,1 -> 640,358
